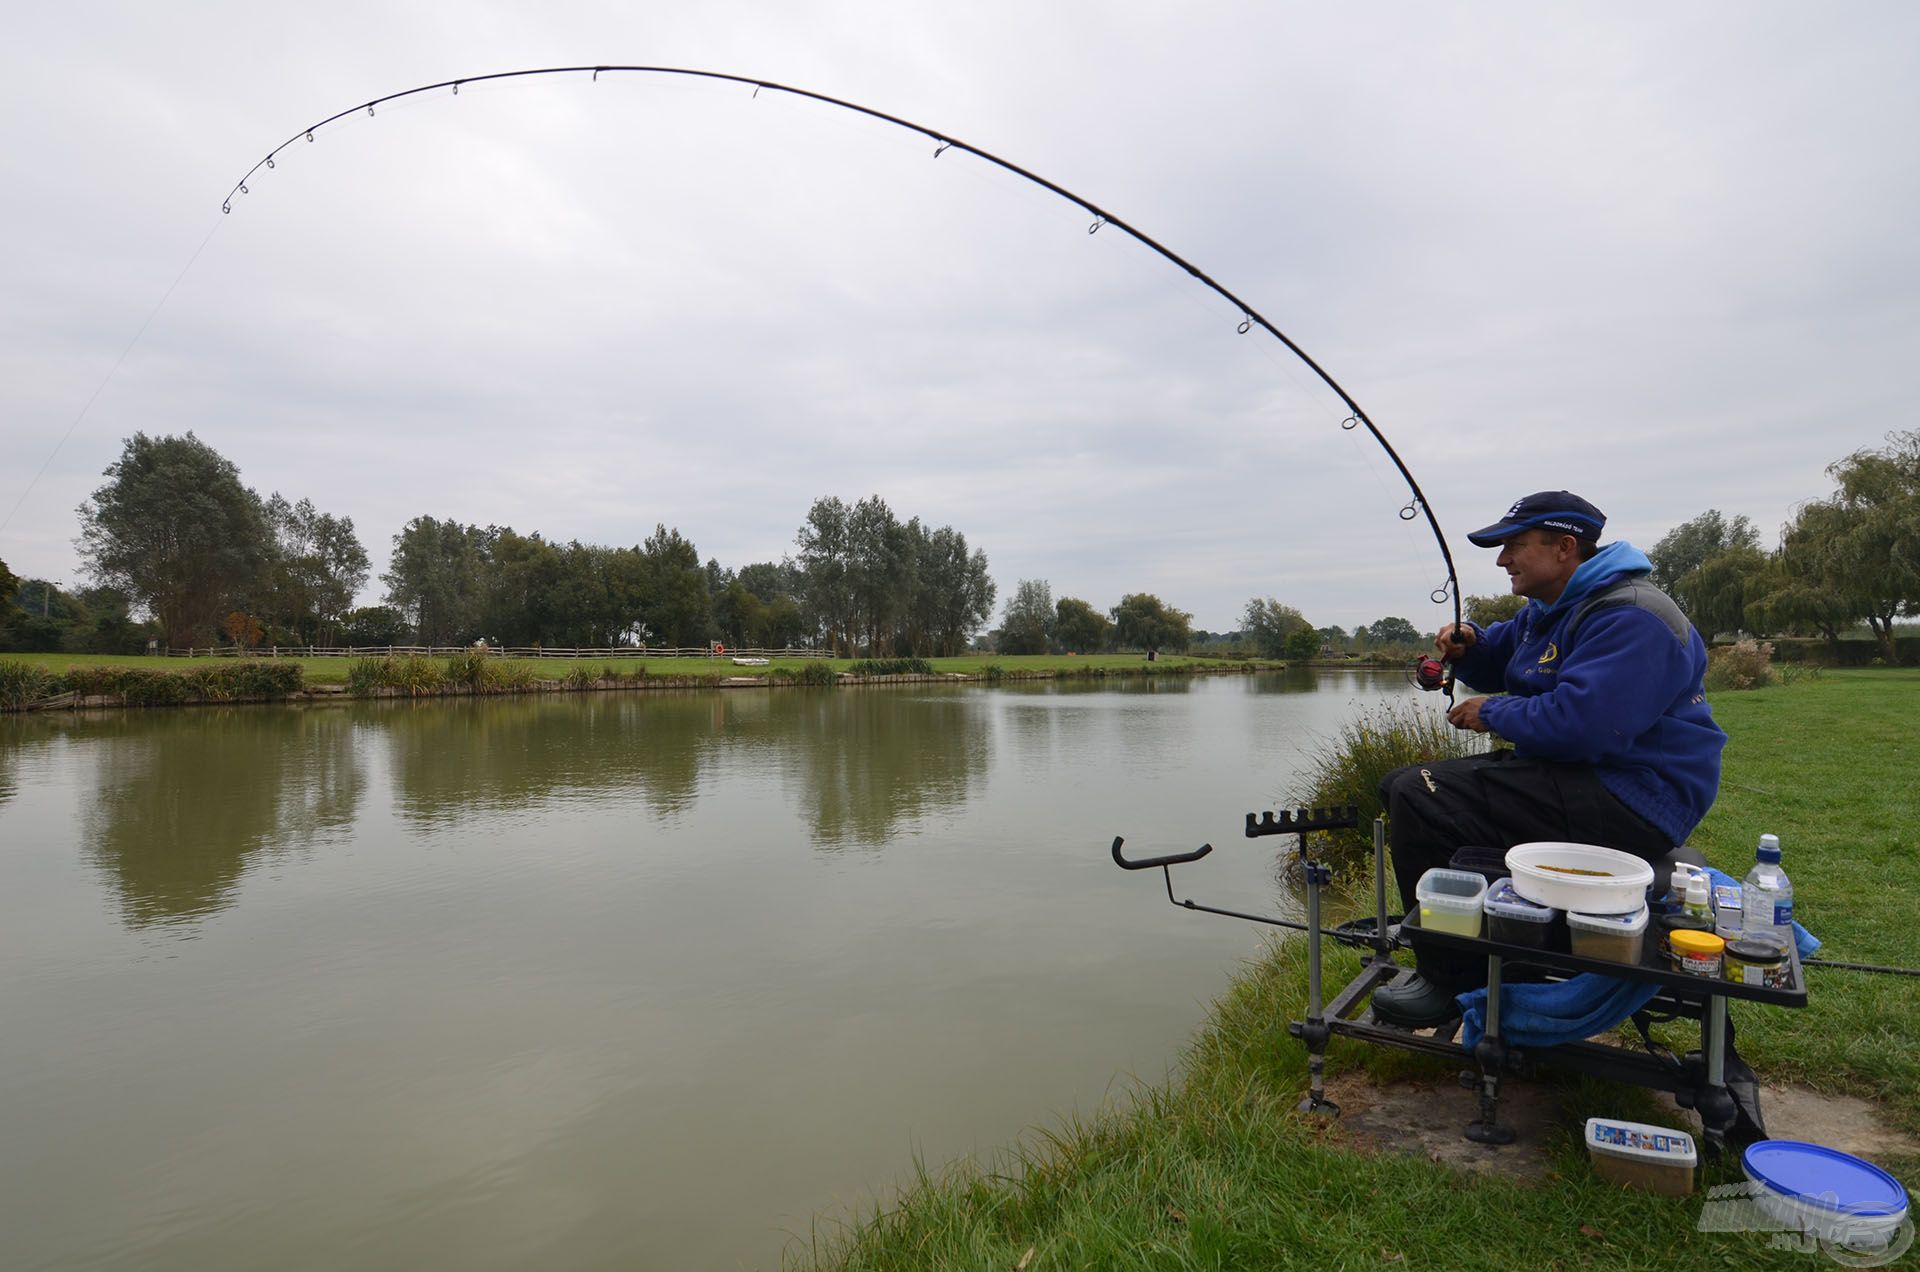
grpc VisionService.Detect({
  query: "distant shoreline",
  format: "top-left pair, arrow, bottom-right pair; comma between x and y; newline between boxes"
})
2,653 -> 1411,713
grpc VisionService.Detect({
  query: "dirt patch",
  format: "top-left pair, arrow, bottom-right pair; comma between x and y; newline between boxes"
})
1319,1074 -> 1916,1180
1671,1085 -> 1920,1160
1320,1071 -> 1564,1182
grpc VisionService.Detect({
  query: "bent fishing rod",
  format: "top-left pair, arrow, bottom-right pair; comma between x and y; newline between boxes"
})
221,65 -> 1464,657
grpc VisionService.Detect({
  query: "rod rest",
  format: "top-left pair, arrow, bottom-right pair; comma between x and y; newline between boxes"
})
1245,806 -> 1360,838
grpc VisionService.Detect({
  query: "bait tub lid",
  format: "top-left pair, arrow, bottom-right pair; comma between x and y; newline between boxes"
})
1742,1141 -> 1908,1218
1567,904 -> 1648,936
1741,1141 -> 1910,1246
1483,877 -> 1556,923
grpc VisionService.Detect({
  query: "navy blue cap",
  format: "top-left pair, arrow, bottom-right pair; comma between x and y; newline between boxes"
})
1467,491 -> 1606,547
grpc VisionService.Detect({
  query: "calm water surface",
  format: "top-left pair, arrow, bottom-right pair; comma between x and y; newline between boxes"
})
0,670 -> 1416,1270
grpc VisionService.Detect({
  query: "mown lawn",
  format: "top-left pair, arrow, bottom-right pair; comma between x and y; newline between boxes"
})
795,669 -> 1920,1270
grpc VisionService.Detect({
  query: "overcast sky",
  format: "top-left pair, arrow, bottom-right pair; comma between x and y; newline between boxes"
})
3,2 -> 1915,633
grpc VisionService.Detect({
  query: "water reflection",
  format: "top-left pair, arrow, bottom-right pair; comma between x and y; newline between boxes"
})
375,687 -> 990,850
81,707 -> 364,927
784,687 -> 989,848
382,694 -> 712,823
0,726 -> 16,810
1248,665 -> 1328,693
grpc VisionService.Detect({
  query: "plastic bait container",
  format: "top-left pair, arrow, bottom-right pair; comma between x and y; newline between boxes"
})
1585,1118 -> 1697,1196
1415,868 -> 1487,937
1567,904 -> 1649,964
1669,928 -> 1725,977
1742,1140 -> 1910,1248
1505,842 -> 1654,913
1724,939 -> 1791,989
1483,878 -> 1556,946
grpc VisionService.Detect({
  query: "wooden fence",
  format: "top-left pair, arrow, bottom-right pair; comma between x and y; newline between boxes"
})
160,645 -> 831,660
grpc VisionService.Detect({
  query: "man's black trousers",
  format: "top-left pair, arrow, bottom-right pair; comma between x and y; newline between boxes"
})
1378,750 -> 1674,991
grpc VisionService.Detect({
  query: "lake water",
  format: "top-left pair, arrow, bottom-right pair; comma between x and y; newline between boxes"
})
0,670 -> 1417,1270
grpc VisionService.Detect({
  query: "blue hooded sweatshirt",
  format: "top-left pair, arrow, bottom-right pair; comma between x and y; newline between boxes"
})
1450,541 -> 1726,845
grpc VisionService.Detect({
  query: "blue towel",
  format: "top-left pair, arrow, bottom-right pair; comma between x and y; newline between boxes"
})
1458,875 -> 1820,1051
1459,974 -> 1660,1050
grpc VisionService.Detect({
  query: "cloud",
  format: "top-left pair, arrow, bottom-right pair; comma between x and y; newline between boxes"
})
3,2 -> 1917,631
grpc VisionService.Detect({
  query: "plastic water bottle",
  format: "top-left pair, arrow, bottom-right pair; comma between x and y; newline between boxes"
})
1741,834 -> 1794,954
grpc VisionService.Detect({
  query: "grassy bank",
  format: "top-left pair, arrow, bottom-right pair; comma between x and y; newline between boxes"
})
0,651 -> 1289,706
797,670 -> 1920,1270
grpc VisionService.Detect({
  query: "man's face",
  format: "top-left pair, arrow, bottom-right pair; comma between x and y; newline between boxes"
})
1495,530 -> 1577,600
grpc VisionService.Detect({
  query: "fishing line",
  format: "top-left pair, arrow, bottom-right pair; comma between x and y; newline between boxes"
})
215,65 -> 1464,640
0,219 -> 227,538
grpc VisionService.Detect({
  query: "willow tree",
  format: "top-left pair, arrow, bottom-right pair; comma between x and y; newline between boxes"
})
1796,431 -> 1920,661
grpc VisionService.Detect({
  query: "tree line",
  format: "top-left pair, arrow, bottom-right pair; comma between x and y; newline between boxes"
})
1645,431 -> 1919,661
2,432 -> 1000,656
378,494 -> 995,656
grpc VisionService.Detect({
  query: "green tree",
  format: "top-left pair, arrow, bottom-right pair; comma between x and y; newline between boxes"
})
914,525 -> 994,657
76,432 -> 272,647
3,576 -> 86,651
641,524 -> 710,647
848,495 -> 908,655
1789,431 -> 1920,661
477,527 -> 563,646
796,496 -> 855,656
1464,593 -> 1526,627
1647,510 -> 1760,592
712,579 -> 766,647
1359,615 -> 1422,647
1111,593 -> 1192,655
1315,625 -> 1349,654
1284,626 -> 1321,660
0,556 -> 18,626
762,595 -> 809,649
1745,503 -> 1859,652
1054,596 -> 1112,653
1241,597 -> 1310,658
382,516 -> 487,645
262,493 -> 368,645
1673,546 -> 1769,643
998,579 -> 1054,654
342,605 -> 411,646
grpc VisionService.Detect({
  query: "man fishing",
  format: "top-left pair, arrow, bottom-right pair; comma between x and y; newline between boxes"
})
1369,491 -> 1727,1028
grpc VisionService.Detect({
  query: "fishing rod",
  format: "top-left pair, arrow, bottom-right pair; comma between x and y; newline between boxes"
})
219,65 -> 1464,657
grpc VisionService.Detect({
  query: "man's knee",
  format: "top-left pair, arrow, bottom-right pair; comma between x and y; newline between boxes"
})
1377,762 -> 1426,810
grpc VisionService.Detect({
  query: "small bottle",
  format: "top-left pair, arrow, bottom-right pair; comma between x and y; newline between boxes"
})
1684,875 -> 1712,920
1667,867 -> 1695,908
1740,834 -> 1794,954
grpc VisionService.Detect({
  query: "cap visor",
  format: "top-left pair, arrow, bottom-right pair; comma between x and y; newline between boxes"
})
1466,521 -> 1519,547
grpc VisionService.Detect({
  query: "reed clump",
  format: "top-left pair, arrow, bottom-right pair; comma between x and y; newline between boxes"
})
1288,699 -> 1487,871
846,657 -> 935,676
0,659 -> 58,708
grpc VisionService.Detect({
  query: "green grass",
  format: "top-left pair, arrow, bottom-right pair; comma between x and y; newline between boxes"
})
2,651 -> 1284,689
795,670 -> 1920,1271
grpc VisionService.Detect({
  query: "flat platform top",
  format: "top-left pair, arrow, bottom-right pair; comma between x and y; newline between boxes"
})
1400,911 -> 1808,1007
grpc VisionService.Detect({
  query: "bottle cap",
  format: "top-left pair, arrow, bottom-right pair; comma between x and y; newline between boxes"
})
1757,844 -> 1781,864
1686,877 -> 1709,903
